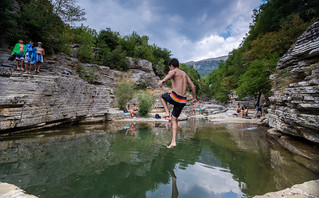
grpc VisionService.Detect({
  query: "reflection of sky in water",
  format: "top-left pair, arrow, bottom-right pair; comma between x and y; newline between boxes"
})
147,149 -> 245,198
176,162 -> 243,197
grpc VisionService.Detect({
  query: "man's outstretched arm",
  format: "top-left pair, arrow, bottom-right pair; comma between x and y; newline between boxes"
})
158,70 -> 175,87
187,76 -> 197,104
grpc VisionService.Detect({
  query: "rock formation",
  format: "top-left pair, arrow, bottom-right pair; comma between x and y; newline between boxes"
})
267,22 -> 319,143
0,52 -> 159,132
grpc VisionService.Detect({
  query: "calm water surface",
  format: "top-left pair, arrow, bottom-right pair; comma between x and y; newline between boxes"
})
0,119 -> 318,198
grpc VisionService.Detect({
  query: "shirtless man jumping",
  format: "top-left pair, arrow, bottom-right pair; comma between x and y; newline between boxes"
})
158,58 -> 197,149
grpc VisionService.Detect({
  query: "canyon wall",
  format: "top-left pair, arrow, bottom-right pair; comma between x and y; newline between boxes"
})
267,22 -> 319,143
0,53 -> 159,132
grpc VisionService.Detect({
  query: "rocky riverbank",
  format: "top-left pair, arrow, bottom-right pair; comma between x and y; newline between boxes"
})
0,182 -> 37,198
253,179 -> 319,198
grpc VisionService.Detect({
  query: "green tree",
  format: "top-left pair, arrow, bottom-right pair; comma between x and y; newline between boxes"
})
180,64 -> 201,94
236,56 -> 278,104
96,46 -> 129,71
114,82 -> 134,110
70,25 -> 96,62
137,92 -> 155,117
97,28 -> 120,50
151,45 -> 171,77
19,0 -> 66,54
50,0 -> 86,23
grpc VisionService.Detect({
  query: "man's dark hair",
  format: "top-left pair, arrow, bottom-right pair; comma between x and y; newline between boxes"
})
168,58 -> 179,68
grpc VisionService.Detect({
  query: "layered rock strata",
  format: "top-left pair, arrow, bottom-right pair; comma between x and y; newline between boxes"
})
268,22 -> 319,143
0,53 -> 160,132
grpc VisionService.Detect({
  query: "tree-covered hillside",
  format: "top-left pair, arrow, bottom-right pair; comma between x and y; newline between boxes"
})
201,0 -> 319,103
0,0 -> 172,76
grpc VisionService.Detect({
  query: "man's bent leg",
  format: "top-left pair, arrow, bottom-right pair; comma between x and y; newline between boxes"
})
161,97 -> 170,117
167,115 -> 177,149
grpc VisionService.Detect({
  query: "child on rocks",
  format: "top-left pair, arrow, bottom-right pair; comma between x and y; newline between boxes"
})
34,42 -> 45,73
11,39 -> 26,71
24,40 -> 36,74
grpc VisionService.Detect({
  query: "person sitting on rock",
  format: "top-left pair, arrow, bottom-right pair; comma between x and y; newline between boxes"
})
11,39 -> 26,71
123,104 -> 132,117
240,106 -> 245,118
243,105 -> 249,118
132,104 -> 138,118
236,103 -> 241,116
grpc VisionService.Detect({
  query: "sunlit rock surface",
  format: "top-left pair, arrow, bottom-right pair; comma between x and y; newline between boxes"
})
0,182 -> 37,198
254,179 -> 319,198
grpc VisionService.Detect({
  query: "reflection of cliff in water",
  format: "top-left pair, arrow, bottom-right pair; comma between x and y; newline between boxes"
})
0,122 -> 200,197
192,123 -> 318,196
0,120 -> 318,197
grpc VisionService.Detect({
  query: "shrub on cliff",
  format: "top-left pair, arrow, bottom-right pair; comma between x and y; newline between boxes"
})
137,92 -> 155,117
95,46 -> 130,71
114,82 -> 134,110
77,64 -> 98,84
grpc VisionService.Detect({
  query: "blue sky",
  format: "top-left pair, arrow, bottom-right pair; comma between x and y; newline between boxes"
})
77,0 -> 262,62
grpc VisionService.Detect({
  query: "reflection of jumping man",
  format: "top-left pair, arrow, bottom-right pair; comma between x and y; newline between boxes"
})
158,58 -> 197,149
167,170 -> 178,198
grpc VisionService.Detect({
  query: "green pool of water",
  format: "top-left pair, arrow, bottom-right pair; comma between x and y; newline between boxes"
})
0,119 -> 318,198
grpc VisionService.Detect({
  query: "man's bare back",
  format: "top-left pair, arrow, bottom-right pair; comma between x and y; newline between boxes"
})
170,69 -> 190,97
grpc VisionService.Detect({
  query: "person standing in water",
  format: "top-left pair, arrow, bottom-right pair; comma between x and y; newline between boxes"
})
158,58 -> 197,149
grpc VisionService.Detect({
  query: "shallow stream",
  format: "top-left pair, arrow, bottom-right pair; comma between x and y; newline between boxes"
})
0,119 -> 318,198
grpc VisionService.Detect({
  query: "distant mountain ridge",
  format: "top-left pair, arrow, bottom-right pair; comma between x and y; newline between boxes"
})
184,55 -> 228,77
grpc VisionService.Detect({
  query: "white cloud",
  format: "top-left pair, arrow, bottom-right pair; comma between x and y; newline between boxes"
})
78,0 -> 157,35
77,0 -> 262,62
157,32 -> 243,62
176,162 -> 244,196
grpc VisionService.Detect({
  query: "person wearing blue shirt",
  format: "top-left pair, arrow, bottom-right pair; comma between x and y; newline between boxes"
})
24,40 -> 36,74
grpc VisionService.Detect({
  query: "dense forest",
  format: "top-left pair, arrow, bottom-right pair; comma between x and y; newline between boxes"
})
201,0 -> 319,103
1,0 -> 318,103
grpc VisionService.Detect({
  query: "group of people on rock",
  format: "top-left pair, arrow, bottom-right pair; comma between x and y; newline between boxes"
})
192,105 -> 202,116
235,103 -> 263,118
11,39 -> 45,74
123,104 -> 138,118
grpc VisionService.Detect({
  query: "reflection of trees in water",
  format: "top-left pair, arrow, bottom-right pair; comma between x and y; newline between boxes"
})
0,121 -> 317,197
0,123 -> 201,197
